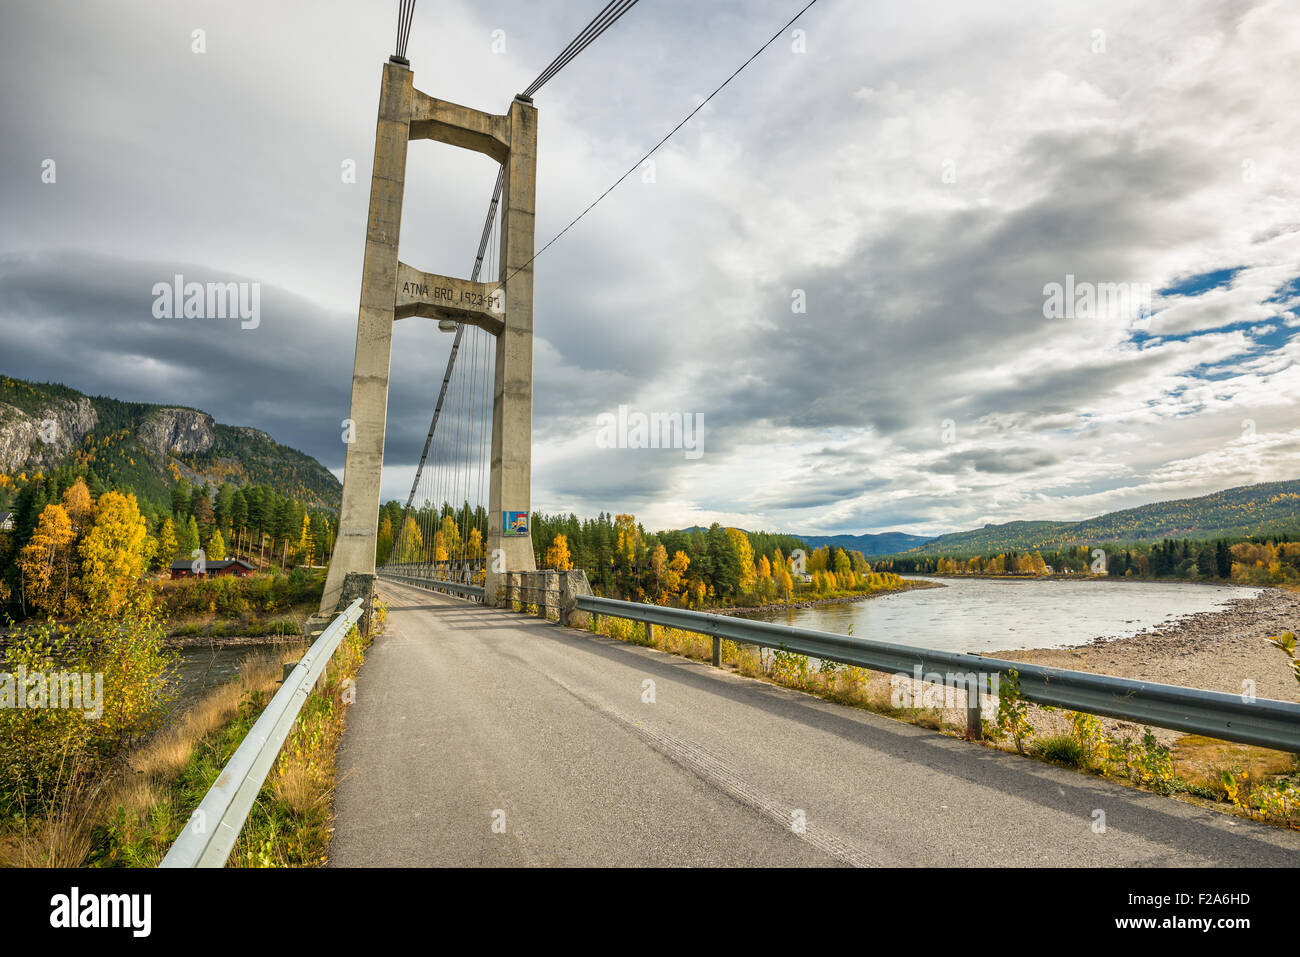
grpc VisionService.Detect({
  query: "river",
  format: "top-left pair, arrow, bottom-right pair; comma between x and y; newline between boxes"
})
168,643 -> 293,714
166,578 -> 1261,703
744,577 -> 1261,654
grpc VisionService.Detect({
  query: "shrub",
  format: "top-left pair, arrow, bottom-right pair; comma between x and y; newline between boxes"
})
995,667 -> 1034,754
1034,733 -> 1087,767
1069,710 -> 1109,770
0,594 -> 175,815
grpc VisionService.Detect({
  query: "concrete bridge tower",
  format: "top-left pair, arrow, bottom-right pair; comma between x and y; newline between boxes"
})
320,54 -> 538,616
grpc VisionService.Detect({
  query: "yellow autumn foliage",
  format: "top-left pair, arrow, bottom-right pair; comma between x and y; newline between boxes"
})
80,491 -> 153,617
18,504 -> 78,616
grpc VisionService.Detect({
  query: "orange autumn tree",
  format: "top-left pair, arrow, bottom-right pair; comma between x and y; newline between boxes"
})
208,529 -> 228,562
433,515 -> 461,562
396,517 -> 423,563
61,477 -> 94,533
663,549 -> 690,601
466,526 -> 484,560
154,517 -> 178,570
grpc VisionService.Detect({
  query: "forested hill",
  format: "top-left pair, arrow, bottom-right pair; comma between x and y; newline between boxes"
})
0,375 -> 340,510
894,480 -> 1300,557
795,531 -> 933,556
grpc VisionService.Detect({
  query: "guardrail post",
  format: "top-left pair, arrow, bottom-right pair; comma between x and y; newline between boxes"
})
712,635 -> 721,668
966,675 -> 982,741
645,621 -> 654,644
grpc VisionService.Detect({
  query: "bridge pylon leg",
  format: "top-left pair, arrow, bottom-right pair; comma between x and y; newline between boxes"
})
321,58 -> 413,615
485,96 -> 539,606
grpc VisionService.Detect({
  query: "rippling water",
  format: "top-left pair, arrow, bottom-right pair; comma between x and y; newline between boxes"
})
745,577 -> 1261,654
168,643 -> 288,713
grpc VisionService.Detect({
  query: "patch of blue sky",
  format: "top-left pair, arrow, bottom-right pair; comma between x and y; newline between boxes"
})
1127,273 -> 1300,347
1265,276 -> 1300,305
1157,267 -> 1244,298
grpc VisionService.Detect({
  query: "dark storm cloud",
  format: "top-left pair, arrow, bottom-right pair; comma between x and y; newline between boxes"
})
750,477 -> 890,511
924,447 -> 1061,475
0,250 -> 459,470
681,110 -> 1248,460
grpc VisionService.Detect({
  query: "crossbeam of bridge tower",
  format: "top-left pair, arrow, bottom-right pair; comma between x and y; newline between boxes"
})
320,54 -> 538,615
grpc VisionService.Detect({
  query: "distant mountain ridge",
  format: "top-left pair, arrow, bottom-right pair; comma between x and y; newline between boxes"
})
793,531 -> 934,556
0,375 -> 341,509
600,482 -> 1299,561
677,526 -> 932,556
888,480 -> 1300,557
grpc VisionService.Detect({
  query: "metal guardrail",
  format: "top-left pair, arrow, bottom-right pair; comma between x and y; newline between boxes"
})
378,569 -> 485,600
575,595 -> 1300,753
159,598 -> 365,868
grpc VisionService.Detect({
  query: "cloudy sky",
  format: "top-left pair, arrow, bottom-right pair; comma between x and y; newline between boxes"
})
1,0 -> 1297,536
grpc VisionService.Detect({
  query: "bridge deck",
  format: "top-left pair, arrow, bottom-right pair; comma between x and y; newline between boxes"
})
328,581 -> 1300,867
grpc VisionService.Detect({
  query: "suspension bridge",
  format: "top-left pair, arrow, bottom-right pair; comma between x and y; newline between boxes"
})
291,2 -> 1300,867
320,0 -> 822,617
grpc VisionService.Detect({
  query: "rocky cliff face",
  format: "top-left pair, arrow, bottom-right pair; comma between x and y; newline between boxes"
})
0,376 -> 341,509
0,396 -> 97,472
229,426 -> 274,445
135,408 -> 216,457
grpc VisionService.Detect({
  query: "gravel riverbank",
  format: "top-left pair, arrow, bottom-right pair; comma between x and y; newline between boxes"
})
986,586 -> 1300,745
989,586 -> 1300,704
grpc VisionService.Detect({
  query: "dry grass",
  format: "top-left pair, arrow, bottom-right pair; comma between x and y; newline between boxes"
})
0,747 -> 104,867
111,775 -> 163,821
228,604 -> 382,867
270,757 -> 327,815
1172,735 -> 1297,798
0,796 -> 98,867
125,649 -> 300,783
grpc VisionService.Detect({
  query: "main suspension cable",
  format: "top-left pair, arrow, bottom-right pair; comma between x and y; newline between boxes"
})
524,0 -> 642,97
395,0 -> 416,59
506,0 -> 822,283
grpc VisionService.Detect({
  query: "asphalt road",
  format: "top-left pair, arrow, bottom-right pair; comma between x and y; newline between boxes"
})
328,581 -> 1300,867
